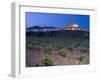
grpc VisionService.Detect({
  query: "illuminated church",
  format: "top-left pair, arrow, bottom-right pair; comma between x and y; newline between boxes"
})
63,23 -> 80,30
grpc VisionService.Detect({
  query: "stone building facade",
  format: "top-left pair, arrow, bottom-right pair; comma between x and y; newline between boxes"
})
63,23 -> 80,30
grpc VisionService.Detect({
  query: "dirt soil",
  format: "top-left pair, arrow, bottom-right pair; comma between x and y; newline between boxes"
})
26,48 -> 89,67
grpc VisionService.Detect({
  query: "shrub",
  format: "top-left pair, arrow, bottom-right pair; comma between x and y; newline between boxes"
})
42,55 -> 54,66
59,48 -> 68,57
47,47 -> 52,54
80,48 -> 89,53
77,54 -> 86,64
33,45 -> 41,49
47,43 -> 53,54
68,43 -> 77,50
27,43 -> 33,49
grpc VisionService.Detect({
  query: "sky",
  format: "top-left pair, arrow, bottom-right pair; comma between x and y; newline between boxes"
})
26,12 -> 90,31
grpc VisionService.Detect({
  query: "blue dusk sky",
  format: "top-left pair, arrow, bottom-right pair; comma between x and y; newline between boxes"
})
26,12 -> 90,31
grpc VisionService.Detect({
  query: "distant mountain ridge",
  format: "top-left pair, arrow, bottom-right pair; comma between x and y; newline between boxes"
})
26,26 -> 58,32
27,26 -> 57,30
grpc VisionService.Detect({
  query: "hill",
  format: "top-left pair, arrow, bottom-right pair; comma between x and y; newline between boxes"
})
26,30 -> 89,38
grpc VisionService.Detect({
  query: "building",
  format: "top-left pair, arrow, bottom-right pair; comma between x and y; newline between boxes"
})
63,23 -> 80,30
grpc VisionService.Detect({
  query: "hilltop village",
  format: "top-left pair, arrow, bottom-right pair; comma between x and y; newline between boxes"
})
27,23 -> 86,32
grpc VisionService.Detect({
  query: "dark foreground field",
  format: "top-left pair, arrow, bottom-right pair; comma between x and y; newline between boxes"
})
26,30 -> 89,67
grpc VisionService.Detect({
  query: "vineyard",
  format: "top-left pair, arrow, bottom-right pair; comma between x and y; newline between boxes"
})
26,30 -> 89,67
